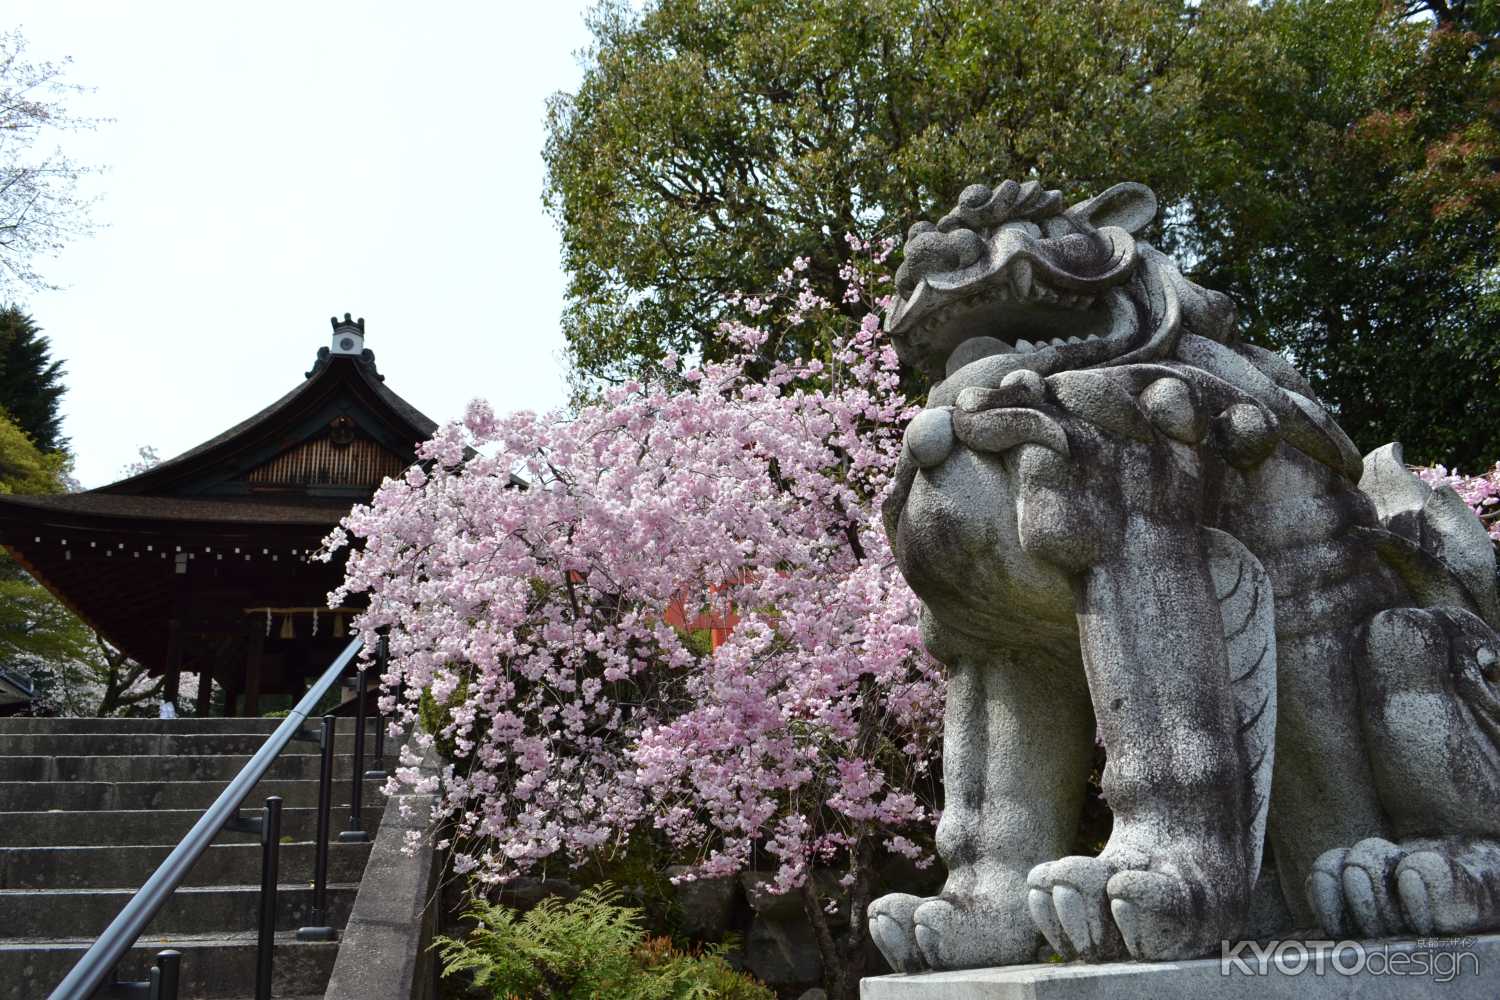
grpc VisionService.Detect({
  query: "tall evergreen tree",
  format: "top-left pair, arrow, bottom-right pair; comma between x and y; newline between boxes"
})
0,307 -> 67,453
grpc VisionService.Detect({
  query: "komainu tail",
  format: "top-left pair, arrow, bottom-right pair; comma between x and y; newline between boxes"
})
1359,442 -> 1500,627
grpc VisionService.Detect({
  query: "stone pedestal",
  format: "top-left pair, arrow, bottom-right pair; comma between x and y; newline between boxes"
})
861,934 -> 1500,999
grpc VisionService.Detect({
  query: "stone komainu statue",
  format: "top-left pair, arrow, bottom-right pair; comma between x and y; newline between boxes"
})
869,179 -> 1500,971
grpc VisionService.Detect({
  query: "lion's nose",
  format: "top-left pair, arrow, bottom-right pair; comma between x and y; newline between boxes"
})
904,407 -> 955,468
895,228 -> 984,296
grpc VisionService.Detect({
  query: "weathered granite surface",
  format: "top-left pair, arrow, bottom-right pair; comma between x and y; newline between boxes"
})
325,743 -> 441,1000
862,933 -> 1500,999
867,178 -> 1500,977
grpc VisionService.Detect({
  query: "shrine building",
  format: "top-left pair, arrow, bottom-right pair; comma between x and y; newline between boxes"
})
0,316 -> 435,715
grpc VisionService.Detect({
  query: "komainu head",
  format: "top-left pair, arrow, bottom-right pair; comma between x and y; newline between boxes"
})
888,179 -> 1238,384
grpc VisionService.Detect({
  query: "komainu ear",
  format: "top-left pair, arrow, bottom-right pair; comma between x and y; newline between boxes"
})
1068,182 -> 1158,234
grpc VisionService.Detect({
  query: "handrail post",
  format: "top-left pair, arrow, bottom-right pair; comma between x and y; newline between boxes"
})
366,634 -> 389,781
339,661 -> 370,843
296,715 -> 337,941
255,796 -> 282,1000
44,638 -> 362,1000
149,949 -> 181,1000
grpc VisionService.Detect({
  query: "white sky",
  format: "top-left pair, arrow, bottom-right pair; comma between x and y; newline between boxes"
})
9,2 -> 597,487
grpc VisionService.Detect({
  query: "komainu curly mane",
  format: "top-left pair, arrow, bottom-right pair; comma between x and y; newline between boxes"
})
868,179 -> 1500,973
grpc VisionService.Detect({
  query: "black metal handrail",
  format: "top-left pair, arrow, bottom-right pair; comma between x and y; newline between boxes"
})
49,636 -> 367,1000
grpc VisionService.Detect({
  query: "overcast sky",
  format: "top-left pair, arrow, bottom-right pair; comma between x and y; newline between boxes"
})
9,2 -> 597,487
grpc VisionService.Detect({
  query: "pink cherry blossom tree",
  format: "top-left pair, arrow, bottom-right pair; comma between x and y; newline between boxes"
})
1417,462 -> 1500,541
323,239 -> 941,999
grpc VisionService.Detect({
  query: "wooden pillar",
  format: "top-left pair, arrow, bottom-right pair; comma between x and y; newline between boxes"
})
163,618 -> 183,709
196,670 -> 214,716
244,621 -> 265,718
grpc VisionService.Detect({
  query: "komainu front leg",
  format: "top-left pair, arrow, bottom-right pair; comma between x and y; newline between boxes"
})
1309,605 -> 1500,938
868,629 -> 1094,972
1027,527 -> 1276,961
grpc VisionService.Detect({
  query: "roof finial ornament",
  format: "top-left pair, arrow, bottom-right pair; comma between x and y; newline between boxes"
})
307,312 -> 383,380
330,314 -> 366,356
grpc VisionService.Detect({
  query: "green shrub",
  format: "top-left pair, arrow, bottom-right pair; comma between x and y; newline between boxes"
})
418,675 -> 470,761
435,883 -> 772,1000
571,833 -> 690,943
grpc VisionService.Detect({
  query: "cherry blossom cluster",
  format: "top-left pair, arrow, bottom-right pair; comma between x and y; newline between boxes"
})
1417,462 -> 1500,541
324,248 -> 941,897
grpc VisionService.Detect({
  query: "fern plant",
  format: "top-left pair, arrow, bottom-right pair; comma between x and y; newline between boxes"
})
435,883 -> 773,1000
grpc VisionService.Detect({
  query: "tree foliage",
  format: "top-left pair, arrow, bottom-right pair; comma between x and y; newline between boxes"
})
0,28 -> 96,295
0,381 -> 160,717
0,407 -> 89,707
1184,0 -> 1500,469
24,631 -> 169,718
546,0 -> 1500,464
0,405 -> 65,495
0,306 -> 67,453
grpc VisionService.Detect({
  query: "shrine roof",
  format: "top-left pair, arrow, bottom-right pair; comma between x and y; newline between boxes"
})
0,492 -> 353,528
98,333 -> 437,500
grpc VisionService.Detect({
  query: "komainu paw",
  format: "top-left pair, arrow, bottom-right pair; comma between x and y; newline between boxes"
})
1310,839 -> 1500,939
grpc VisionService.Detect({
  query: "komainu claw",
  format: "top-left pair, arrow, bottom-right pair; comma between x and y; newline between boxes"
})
1026,857 -> 1127,962
1308,848 -> 1352,938
1105,868 -> 1199,960
867,893 -> 927,973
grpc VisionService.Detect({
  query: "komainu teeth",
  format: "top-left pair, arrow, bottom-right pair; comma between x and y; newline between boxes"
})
1051,338 -> 1066,347
1011,260 -> 1035,300
1014,339 -> 1037,353
1067,336 -> 1083,344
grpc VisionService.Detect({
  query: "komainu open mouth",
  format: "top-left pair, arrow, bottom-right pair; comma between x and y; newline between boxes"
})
887,180 -> 1163,383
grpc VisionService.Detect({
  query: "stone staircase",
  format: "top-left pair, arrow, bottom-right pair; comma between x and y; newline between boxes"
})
0,716 -> 389,999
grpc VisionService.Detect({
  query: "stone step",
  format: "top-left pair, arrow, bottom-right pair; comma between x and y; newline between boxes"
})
0,752 -> 387,783
0,717 -> 288,734
0,806 -> 384,847
0,730 -> 387,757
0,776 -> 383,811
0,839 -> 374,890
0,930 -> 340,999
0,883 -> 358,938
0,715 -> 385,734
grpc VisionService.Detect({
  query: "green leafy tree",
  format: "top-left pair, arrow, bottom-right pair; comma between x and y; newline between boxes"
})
546,0 -> 1500,463
0,307 -> 67,453
0,410 -> 161,716
0,408 -> 88,705
0,569 -> 92,688
1182,0 -> 1500,467
545,0 -> 1224,385
0,404 -> 66,495
22,630 -> 167,717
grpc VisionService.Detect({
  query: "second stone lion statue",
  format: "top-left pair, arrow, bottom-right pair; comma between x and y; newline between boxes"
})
868,178 -> 1500,971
